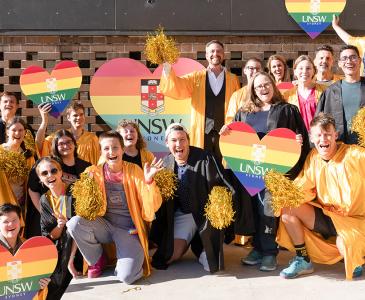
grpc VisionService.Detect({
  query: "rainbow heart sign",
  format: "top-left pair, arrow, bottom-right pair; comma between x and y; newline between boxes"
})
220,122 -> 301,196
285,0 -> 346,39
20,61 -> 82,118
0,236 -> 58,300
90,58 -> 205,158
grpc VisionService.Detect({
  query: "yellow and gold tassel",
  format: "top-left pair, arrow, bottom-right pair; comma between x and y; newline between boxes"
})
144,26 -> 179,65
72,173 -> 104,220
204,186 -> 234,230
154,169 -> 178,201
0,149 -> 29,182
264,170 -> 304,217
23,129 -> 36,155
351,107 -> 365,147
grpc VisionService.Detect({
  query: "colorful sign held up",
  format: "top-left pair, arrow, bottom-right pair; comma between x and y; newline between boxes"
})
90,57 -> 205,158
20,61 -> 82,118
285,0 -> 346,39
219,122 -> 301,196
0,236 -> 58,300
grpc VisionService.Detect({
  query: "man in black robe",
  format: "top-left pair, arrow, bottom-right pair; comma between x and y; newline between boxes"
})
150,123 -> 235,273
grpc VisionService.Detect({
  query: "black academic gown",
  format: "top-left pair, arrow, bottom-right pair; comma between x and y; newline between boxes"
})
150,146 -> 234,273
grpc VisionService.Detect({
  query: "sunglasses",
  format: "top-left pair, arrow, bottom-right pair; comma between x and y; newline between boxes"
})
40,168 -> 59,177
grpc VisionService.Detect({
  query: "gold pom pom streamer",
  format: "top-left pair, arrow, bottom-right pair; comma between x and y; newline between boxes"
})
154,169 -> 178,201
264,170 -> 304,217
0,148 -> 29,183
24,129 -> 36,155
144,26 -> 179,65
351,107 -> 365,147
204,186 -> 234,230
71,173 -> 104,221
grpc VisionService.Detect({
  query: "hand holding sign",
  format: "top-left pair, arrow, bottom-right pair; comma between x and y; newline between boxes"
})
20,61 -> 82,118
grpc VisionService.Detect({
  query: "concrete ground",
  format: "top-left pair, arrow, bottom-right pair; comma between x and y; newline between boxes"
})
63,244 -> 365,300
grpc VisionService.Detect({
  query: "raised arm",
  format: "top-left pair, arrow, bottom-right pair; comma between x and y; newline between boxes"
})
35,103 -> 52,153
332,15 -> 352,44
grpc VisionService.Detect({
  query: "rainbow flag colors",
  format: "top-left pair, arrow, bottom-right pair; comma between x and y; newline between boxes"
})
20,61 -> 82,118
90,58 -> 204,158
219,122 -> 301,196
0,236 -> 58,300
285,0 -> 347,39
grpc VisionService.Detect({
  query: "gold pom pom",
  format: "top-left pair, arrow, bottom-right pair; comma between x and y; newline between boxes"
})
0,148 -> 29,182
24,129 -> 36,155
72,173 -> 104,220
264,170 -> 304,217
154,169 -> 178,201
204,186 -> 234,230
351,107 -> 365,147
144,26 -> 179,65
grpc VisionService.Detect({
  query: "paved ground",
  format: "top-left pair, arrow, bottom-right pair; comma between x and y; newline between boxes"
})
63,244 -> 365,300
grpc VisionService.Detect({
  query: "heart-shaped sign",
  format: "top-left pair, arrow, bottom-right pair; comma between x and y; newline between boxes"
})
220,122 -> 301,196
20,61 -> 82,118
90,57 -> 205,158
0,236 -> 58,300
285,0 -> 346,39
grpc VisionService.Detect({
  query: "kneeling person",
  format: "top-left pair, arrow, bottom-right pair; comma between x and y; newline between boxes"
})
277,113 -> 365,280
150,123 -> 234,272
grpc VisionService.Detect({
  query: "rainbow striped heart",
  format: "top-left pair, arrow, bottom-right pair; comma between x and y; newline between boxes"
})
0,236 -> 58,300
285,0 -> 346,39
220,122 -> 301,196
20,61 -> 82,118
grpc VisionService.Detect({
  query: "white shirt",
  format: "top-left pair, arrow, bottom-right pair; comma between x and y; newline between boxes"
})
207,67 -> 225,96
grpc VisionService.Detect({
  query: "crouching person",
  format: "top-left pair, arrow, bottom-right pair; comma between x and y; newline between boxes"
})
277,113 -> 365,280
67,131 -> 162,284
150,123 -> 234,272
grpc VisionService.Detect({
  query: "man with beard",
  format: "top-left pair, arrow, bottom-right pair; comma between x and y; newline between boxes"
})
160,40 -> 240,162
313,45 -> 342,86
316,45 -> 365,144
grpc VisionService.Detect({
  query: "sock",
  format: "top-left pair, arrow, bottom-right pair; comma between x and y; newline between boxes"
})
294,243 -> 310,262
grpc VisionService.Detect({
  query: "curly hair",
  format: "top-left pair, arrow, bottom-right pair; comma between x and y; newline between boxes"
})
117,120 -> 146,150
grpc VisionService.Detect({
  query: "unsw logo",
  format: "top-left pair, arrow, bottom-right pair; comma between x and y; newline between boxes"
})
140,79 -> 164,116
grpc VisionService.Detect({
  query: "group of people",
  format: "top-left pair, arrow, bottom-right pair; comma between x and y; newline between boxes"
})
0,15 -> 365,300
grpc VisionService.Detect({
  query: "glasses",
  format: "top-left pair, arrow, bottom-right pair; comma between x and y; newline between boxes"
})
57,140 -> 74,147
246,66 -> 261,72
40,168 -> 59,177
254,82 -> 272,91
339,55 -> 359,62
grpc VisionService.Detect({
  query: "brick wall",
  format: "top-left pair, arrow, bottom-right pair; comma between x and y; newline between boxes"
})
0,34 -> 345,135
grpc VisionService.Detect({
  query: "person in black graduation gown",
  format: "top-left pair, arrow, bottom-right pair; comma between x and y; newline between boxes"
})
150,123 -> 235,273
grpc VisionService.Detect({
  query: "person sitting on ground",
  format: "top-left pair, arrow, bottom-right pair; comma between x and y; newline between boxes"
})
278,113 -> 365,280
67,131 -> 163,284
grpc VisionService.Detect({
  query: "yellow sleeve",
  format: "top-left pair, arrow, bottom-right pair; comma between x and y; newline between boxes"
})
294,151 -> 317,203
225,87 -> 245,124
40,135 -> 54,157
159,68 -> 196,100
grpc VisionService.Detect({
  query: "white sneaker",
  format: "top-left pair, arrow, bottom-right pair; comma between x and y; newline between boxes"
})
198,251 -> 210,272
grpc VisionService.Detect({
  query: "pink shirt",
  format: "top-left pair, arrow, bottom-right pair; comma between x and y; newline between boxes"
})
298,88 -> 316,130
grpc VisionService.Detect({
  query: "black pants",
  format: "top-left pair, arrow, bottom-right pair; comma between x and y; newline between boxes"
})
204,130 -> 222,163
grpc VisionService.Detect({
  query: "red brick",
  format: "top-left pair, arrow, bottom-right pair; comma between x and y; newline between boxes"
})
4,52 -> 27,60
37,52 -> 60,60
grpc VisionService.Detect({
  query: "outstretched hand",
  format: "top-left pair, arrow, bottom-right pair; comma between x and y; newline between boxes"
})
219,124 -> 231,136
38,103 -> 52,122
144,157 -> 164,183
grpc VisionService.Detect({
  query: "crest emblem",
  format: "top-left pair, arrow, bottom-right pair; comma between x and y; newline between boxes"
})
140,79 -> 164,116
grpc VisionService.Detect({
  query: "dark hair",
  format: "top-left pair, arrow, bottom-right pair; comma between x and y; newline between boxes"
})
339,45 -> 360,57
0,91 -> 19,104
315,45 -> 334,56
0,203 -> 22,218
267,54 -> 289,82
51,129 -> 78,159
66,101 -> 85,117
99,130 -> 124,148
310,113 -> 336,130
35,156 -> 62,177
117,120 -> 146,150
242,71 -> 284,113
6,116 -> 26,131
293,55 -> 317,80
205,40 -> 224,50
244,57 -> 263,69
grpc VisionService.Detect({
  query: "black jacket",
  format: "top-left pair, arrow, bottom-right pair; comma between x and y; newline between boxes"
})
315,77 -> 365,144
150,146 -> 234,273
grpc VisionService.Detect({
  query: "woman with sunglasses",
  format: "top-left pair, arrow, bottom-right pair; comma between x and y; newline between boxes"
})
26,130 -> 90,238
0,117 -> 35,217
220,71 -> 310,272
37,156 -> 82,300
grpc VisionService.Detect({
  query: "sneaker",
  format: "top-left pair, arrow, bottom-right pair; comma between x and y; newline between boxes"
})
88,253 -> 107,278
280,256 -> 314,279
198,251 -> 210,272
241,250 -> 263,266
353,266 -> 363,278
260,255 -> 277,271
